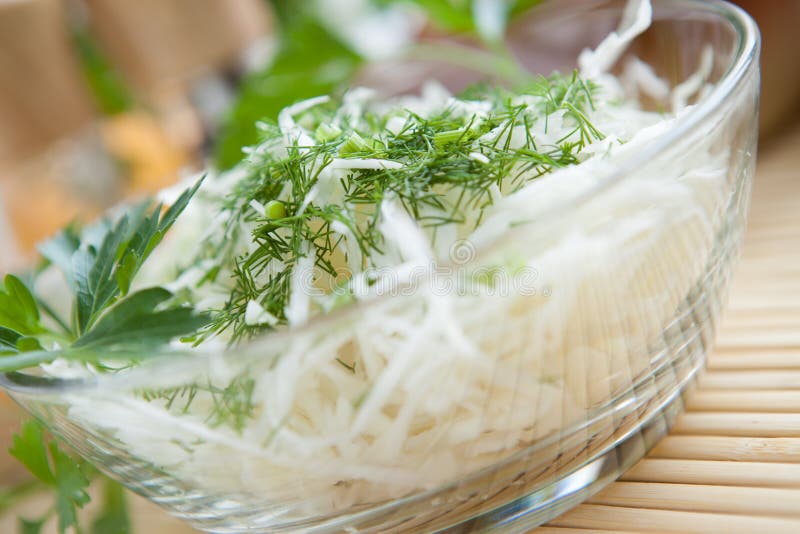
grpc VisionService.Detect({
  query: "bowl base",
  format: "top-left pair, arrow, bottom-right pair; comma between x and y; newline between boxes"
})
437,365 -> 698,533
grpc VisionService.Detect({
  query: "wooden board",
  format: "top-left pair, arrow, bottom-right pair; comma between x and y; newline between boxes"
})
545,126 -> 800,532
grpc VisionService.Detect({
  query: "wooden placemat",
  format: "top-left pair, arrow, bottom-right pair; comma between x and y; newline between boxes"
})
542,126 -> 800,533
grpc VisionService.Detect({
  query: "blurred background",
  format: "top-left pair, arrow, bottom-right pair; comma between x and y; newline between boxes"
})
0,0 -> 798,531
1,0 -> 799,266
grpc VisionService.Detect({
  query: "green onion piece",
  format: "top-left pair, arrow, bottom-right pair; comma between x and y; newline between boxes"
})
434,129 -> 467,147
339,132 -> 372,155
315,123 -> 342,143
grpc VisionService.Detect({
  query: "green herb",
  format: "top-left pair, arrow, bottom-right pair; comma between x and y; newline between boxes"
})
214,11 -> 361,169
399,0 -> 542,42
72,287 -> 209,351
137,374 -> 256,434
139,384 -> 200,414
19,518 -> 46,534
9,421 -> 90,534
8,421 -> 132,534
0,275 -> 44,337
71,29 -> 134,116
9,421 -> 55,486
68,178 -> 204,333
205,72 -> 601,342
90,479 -> 131,534
214,0 -> 546,169
206,375 -> 257,433
0,178 -> 207,373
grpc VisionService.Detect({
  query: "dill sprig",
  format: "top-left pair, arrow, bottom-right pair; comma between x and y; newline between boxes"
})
204,71 -> 602,342
138,374 -> 256,434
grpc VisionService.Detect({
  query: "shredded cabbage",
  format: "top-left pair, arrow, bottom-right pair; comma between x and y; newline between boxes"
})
49,0 -> 728,519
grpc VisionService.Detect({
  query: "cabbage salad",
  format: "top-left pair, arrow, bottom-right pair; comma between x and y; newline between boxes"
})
2,0 -> 726,516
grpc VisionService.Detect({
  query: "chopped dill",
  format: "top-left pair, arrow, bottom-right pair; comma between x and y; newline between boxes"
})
199,71 -> 603,343
138,374 -> 257,434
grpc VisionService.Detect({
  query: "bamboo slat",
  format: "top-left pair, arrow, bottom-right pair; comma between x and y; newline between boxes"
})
549,504 -> 800,533
649,436 -> 800,462
698,370 -> 800,389
671,413 -> 800,436
621,458 -> 800,487
714,331 -> 800,348
536,529 -> 632,534
587,482 -> 800,517
685,390 -> 800,412
707,349 -> 800,370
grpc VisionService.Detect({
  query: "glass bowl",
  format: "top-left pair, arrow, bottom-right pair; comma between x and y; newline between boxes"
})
1,0 -> 759,532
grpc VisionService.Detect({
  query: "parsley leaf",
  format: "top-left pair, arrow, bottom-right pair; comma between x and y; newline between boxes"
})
114,179 -> 202,298
0,275 -> 43,336
36,178 -> 204,335
0,179 -> 204,375
73,215 -> 131,334
9,421 -> 91,534
90,479 -> 131,534
19,518 -> 46,534
0,326 -> 23,355
72,287 -> 209,350
37,226 -> 81,290
51,442 -> 91,534
9,421 -> 54,486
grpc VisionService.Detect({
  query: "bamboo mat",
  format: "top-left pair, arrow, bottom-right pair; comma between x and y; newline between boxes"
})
3,128 -> 798,534
542,126 -> 800,533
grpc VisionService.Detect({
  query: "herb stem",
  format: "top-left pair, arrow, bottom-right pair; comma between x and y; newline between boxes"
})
0,351 -> 61,373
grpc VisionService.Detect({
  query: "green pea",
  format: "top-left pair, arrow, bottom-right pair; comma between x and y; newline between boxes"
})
265,200 -> 286,219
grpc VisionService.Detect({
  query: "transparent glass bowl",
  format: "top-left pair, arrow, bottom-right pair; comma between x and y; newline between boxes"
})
1,0 -> 759,532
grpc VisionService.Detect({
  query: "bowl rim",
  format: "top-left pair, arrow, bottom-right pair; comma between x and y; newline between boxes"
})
1,0 -> 760,393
